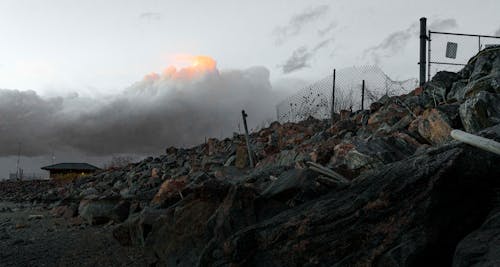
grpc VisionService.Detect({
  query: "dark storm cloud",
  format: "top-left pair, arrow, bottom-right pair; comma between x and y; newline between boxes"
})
0,67 -> 280,157
363,18 -> 457,64
313,38 -> 333,51
273,5 -> 330,45
281,38 -> 333,74
281,46 -> 312,74
0,89 -> 63,156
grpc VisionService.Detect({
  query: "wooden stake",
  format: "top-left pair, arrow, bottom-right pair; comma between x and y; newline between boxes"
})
242,110 -> 255,168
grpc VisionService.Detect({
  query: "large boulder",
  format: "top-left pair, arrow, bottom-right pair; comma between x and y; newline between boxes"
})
468,46 -> 500,82
424,71 -> 459,102
448,75 -> 500,102
447,46 -> 500,102
113,207 -> 166,246
459,91 -> 500,132
146,179 -> 230,267
330,135 -> 419,172
150,176 -> 188,208
367,103 -> 408,128
416,104 -> 461,144
78,199 -> 130,225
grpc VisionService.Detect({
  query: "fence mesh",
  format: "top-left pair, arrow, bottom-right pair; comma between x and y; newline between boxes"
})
429,33 -> 500,79
276,66 -> 417,123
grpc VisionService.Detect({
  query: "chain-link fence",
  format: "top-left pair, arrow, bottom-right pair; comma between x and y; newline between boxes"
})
428,31 -> 500,79
276,66 -> 417,123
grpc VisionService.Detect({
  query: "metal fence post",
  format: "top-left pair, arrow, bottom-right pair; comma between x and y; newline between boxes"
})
241,110 -> 254,168
331,69 -> 336,124
427,30 -> 431,82
361,80 -> 365,110
419,17 -> 427,86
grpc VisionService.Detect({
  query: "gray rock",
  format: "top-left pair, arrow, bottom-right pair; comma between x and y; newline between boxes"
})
424,71 -> 459,103
447,79 -> 468,102
113,207 -> 166,246
459,91 -> 500,132
78,199 -> 130,225
261,169 -> 312,199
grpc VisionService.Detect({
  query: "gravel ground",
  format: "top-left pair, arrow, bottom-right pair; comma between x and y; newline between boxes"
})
0,202 -> 156,267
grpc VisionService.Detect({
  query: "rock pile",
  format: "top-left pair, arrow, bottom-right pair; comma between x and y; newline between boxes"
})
1,46 -> 500,266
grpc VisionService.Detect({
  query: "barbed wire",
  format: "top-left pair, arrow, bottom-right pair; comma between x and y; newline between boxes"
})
276,66 -> 418,123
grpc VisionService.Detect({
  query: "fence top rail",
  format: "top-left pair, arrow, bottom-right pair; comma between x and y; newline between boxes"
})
429,61 -> 467,66
429,30 -> 500,39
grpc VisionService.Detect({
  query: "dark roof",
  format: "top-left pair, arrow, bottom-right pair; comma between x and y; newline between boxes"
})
41,163 -> 100,171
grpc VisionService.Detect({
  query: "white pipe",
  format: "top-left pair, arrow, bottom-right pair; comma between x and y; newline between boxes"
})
451,129 -> 500,156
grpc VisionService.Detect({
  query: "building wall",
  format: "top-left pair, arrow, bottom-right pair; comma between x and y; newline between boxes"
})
50,170 -> 95,180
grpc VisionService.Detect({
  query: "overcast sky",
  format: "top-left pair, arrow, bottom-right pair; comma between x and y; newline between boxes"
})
0,0 -> 499,178
0,0 -> 498,95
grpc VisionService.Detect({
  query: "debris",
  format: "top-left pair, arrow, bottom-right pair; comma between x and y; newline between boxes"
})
306,161 -> 349,184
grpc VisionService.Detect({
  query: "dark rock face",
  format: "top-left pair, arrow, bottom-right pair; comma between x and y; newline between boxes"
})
144,179 -> 230,267
198,137 -> 500,267
453,210 -> 500,267
425,71 -> 459,102
460,91 -> 500,132
113,207 -> 166,246
79,199 -> 130,225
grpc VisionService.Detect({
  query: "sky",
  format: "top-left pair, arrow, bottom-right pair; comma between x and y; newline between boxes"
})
0,0 -> 499,178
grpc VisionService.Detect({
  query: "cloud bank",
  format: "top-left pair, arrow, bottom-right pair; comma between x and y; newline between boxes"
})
281,38 -> 333,74
273,5 -> 330,45
0,56 -> 280,157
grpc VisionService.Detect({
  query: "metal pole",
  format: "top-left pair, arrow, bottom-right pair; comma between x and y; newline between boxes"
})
16,142 -> 21,180
478,36 -> 481,51
427,30 -> 432,82
241,110 -> 254,168
361,80 -> 365,110
331,69 -> 336,124
419,17 -> 427,86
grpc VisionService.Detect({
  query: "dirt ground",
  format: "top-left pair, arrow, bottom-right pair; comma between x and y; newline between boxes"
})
0,202 -> 156,267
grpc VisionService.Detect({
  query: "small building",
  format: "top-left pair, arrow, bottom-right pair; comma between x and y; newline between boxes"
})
41,163 -> 100,180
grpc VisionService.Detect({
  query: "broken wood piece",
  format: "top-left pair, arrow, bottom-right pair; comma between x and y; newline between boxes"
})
451,129 -> 500,156
307,161 -> 349,184
309,166 -> 348,184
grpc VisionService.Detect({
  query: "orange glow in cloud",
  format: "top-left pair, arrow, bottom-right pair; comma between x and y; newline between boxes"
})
144,72 -> 160,81
145,55 -> 217,81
